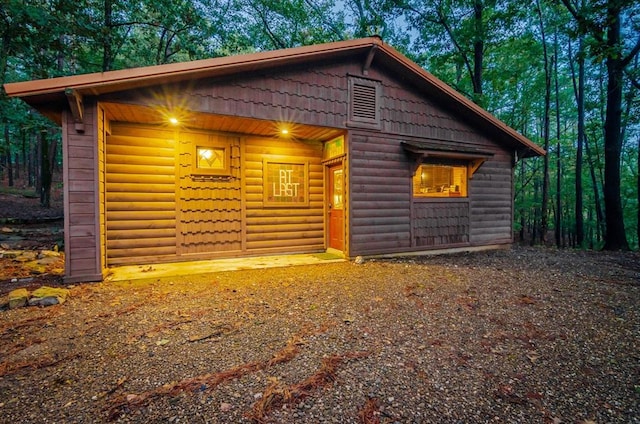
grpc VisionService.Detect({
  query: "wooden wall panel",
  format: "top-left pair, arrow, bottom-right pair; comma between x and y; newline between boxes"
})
105,124 -> 177,264
468,151 -> 514,244
177,131 -> 242,255
413,200 -> 470,246
244,136 -> 324,253
62,101 -> 103,282
184,65 -> 351,129
349,133 -> 412,256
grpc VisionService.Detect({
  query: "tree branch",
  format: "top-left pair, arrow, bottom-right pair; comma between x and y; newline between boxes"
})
621,36 -> 640,68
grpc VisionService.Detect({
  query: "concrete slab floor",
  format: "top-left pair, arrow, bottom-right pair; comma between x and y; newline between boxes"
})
104,253 -> 346,282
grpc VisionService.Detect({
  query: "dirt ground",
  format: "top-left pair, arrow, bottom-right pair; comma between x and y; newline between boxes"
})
0,192 -> 65,294
0,190 -> 639,423
1,248 -> 639,422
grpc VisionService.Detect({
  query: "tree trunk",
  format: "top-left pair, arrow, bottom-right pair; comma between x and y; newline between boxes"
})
103,0 -> 114,72
554,32 -> 562,248
585,134 -> 604,245
536,0 -> 551,245
472,0 -> 484,105
575,37 -> 585,247
4,122 -> 13,187
601,3 -> 629,250
519,160 -> 526,243
14,152 -> 19,180
531,176 -> 540,246
40,130 -> 51,208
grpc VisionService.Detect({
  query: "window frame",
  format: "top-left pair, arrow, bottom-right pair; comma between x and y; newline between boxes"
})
412,161 -> 469,198
191,139 -> 231,176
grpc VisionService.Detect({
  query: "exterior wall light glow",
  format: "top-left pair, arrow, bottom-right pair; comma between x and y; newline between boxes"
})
169,117 -> 179,125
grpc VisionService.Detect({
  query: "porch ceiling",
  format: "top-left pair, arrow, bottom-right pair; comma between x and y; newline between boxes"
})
101,102 -> 344,141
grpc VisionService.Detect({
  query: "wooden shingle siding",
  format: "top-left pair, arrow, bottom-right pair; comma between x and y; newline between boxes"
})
244,136 -> 324,253
413,200 -> 470,246
349,133 -> 412,255
105,124 -> 177,264
177,131 -> 242,255
173,64 -> 350,128
63,102 -> 102,282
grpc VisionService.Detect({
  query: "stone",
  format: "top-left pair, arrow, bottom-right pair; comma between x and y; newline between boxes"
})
38,250 -> 61,258
0,250 -> 22,259
28,296 -> 60,307
15,251 -> 37,262
25,262 -> 47,274
28,286 -> 70,307
36,256 -> 61,265
8,288 -> 29,309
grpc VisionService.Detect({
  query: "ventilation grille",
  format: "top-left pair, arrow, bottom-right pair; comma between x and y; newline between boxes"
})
352,83 -> 378,121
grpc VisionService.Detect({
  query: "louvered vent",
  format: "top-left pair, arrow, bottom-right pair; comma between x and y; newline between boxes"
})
352,83 -> 377,120
349,77 -> 380,128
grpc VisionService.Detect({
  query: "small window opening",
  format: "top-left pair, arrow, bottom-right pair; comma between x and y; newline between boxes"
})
413,164 -> 467,197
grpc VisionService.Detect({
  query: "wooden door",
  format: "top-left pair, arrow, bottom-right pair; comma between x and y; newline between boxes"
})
328,165 -> 344,251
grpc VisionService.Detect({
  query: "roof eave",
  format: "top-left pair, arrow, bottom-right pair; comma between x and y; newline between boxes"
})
374,44 -> 545,158
4,37 -> 381,100
4,36 -> 544,157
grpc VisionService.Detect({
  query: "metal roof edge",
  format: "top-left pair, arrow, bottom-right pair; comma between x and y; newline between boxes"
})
4,36 -> 543,157
4,37 -> 381,98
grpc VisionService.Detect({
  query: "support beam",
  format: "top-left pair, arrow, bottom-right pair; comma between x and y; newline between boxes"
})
467,158 -> 487,179
362,45 -> 377,76
64,88 -> 85,132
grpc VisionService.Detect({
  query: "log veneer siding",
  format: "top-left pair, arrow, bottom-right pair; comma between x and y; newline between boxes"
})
105,124 -> 177,264
244,136 -> 325,254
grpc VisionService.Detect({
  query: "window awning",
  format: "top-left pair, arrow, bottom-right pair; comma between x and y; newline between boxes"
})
401,140 -> 495,178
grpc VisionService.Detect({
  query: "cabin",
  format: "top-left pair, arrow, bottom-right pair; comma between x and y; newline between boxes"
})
4,37 -> 544,283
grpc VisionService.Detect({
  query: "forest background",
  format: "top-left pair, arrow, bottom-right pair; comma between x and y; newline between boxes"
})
0,0 -> 638,251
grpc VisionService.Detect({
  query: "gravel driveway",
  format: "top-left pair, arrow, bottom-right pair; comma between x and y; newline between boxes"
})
1,247 -> 638,423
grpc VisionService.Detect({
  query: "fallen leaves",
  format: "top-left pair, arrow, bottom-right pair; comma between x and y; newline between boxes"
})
247,351 -> 369,423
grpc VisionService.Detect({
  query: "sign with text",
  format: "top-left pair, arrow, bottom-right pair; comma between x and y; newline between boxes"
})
263,160 -> 309,207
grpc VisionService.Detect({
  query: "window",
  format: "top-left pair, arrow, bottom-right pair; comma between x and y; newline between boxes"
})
413,164 -> 467,197
191,140 -> 231,176
196,146 -> 226,170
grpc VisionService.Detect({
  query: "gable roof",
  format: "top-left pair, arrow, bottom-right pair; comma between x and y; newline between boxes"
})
4,37 -> 544,158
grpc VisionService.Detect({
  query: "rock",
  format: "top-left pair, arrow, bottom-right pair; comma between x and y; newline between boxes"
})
38,250 -> 61,258
28,286 -> 70,307
15,251 -> 38,262
354,256 -> 364,264
8,288 -> 29,309
0,250 -> 22,259
25,262 -> 47,274
36,256 -> 61,265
